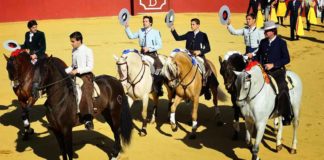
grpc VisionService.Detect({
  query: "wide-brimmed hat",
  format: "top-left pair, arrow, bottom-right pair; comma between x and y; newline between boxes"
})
165,9 -> 175,28
263,20 -> 278,31
3,40 -> 21,52
219,5 -> 231,25
118,8 -> 130,26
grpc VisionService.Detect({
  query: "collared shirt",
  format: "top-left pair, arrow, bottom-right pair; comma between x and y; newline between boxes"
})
269,35 -> 277,45
125,27 -> 162,52
194,30 -> 200,37
71,44 -> 94,74
227,24 -> 265,54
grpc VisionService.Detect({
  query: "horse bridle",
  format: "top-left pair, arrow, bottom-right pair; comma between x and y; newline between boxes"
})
168,61 -> 198,90
236,69 -> 266,102
116,60 -> 146,98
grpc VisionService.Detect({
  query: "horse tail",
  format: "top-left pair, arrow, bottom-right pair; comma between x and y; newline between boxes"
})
120,94 -> 133,146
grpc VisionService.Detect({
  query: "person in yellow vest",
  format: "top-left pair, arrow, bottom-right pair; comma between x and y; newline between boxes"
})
303,0 -> 319,30
275,0 -> 288,25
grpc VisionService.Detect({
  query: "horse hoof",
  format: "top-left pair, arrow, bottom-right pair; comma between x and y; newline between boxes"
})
217,121 -> 224,126
252,154 -> 260,160
139,129 -> 147,137
189,133 -> 196,140
171,124 -> 178,132
276,145 -> 283,152
28,128 -> 34,135
21,132 -> 29,141
232,132 -> 239,141
290,149 -> 297,154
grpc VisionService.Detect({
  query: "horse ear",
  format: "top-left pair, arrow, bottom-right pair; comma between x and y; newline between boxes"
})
113,55 -> 119,61
218,56 -> 223,64
3,54 -> 9,61
233,71 -> 241,76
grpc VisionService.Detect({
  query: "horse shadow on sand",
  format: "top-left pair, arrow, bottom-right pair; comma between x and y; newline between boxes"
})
128,97 -> 285,160
0,100 -> 127,160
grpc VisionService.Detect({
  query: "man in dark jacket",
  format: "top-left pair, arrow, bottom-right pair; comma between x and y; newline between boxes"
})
255,20 -> 293,125
23,20 -> 46,63
285,0 -> 302,40
170,18 -> 212,100
247,0 -> 262,15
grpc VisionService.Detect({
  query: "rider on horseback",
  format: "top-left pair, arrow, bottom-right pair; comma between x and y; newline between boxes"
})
124,16 -> 164,96
66,31 -> 95,130
254,21 -> 293,125
170,18 -> 212,99
22,20 -> 46,64
226,13 -> 264,58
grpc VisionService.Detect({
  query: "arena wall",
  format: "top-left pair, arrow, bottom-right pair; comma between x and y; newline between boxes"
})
0,0 -> 248,22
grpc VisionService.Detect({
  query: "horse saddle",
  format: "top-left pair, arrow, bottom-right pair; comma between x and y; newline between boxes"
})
268,75 -> 294,95
75,77 -> 101,98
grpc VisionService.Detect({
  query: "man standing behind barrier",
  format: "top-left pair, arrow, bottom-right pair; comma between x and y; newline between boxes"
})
170,18 -> 211,99
285,0 -> 302,40
124,16 -> 164,96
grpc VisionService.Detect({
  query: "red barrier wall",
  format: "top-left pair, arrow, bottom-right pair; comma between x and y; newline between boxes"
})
0,0 -> 130,22
133,0 -> 249,14
0,0 -> 249,23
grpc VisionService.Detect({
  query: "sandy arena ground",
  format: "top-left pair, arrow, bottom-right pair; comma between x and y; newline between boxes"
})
0,13 -> 324,160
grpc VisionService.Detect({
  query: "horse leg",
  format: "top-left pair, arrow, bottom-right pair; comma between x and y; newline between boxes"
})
276,116 -> 284,152
252,121 -> 267,160
127,95 -> 134,107
63,128 -> 73,160
189,96 -> 199,139
52,129 -> 68,160
103,110 -> 122,158
273,117 -> 279,134
140,94 -> 149,136
245,120 -> 254,148
210,84 -> 223,126
290,115 -> 299,154
170,95 -> 182,132
150,93 -> 158,124
20,100 -> 34,140
232,99 -> 241,140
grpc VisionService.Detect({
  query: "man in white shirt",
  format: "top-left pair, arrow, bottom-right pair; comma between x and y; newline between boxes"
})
66,31 -> 95,130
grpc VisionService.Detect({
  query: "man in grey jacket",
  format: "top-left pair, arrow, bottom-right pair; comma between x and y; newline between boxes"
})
227,13 -> 265,59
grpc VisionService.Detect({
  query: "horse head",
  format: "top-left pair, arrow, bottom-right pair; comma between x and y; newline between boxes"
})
4,51 -> 31,84
32,56 -> 69,99
219,52 -> 246,92
162,56 -> 179,88
234,63 -> 264,103
115,54 -> 128,83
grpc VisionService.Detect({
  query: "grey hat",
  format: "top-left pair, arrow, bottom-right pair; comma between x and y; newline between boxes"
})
219,5 -> 231,25
118,8 -> 130,26
263,20 -> 278,31
165,9 -> 175,28
3,40 -> 21,52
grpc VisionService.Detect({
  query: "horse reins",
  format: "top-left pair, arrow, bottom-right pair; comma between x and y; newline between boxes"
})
237,67 -> 266,102
170,60 -> 199,93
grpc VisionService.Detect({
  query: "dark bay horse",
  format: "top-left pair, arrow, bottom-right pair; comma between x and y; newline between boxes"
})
32,57 -> 133,160
219,52 -> 247,140
4,51 -> 37,140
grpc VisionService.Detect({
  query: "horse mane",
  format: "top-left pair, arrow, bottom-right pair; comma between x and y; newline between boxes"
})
228,54 -> 246,71
38,57 -> 73,91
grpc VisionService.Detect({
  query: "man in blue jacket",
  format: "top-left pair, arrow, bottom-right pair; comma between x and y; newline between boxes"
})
255,21 -> 293,125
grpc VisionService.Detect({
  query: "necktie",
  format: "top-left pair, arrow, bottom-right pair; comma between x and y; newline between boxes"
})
29,32 -> 34,42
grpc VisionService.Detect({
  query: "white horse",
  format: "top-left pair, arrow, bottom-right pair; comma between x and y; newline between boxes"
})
234,62 -> 302,160
114,50 -> 172,136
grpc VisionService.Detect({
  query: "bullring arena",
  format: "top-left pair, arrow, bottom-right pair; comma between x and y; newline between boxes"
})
0,0 -> 324,159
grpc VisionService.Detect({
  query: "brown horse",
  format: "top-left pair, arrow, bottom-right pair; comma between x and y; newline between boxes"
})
32,57 -> 133,160
3,51 -> 37,140
162,51 -> 222,139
